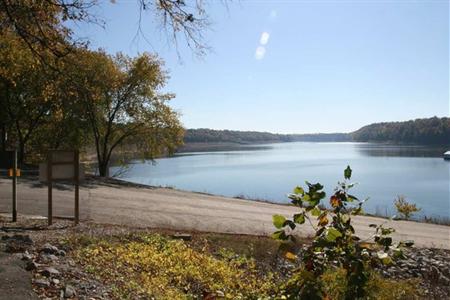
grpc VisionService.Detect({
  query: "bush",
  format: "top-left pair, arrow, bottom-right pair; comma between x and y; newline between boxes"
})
74,233 -> 279,299
68,230 -> 421,299
320,268 -> 422,300
273,166 -> 413,299
394,195 -> 421,220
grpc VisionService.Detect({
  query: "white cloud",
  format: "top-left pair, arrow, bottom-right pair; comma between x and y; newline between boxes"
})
259,32 -> 270,45
255,46 -> 266,60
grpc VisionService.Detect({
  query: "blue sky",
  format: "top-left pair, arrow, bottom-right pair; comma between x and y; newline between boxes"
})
73,0 -> 449,133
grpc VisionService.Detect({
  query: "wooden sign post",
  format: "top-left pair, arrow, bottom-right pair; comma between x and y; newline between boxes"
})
12,150 -> 17,222
1,150 -> 18,222
46,150 -> 80,226
47,151 -> 52,226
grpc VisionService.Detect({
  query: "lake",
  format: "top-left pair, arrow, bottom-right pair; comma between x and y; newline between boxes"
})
111,142 -> 450,220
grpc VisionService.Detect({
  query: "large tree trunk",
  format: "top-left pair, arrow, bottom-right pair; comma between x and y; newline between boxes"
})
98,160 -> 109,177
18,140 -> 25,166
97,157 -> 109,177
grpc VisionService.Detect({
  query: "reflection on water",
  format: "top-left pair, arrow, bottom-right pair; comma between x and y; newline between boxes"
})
355,144 -> 448,158
111,142 -> 450,220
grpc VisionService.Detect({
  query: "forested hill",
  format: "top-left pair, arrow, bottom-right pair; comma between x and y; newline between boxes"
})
184,117 -> 450,146
183,129 -> 351,143
351,117 -> 450,145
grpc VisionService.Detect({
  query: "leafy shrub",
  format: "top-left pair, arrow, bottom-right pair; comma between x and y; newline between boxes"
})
75,233 -> 278,299
364,272 -> 422,300
321,268 -> 422,300
273,166 -> 413,299
394,195 -> 421,220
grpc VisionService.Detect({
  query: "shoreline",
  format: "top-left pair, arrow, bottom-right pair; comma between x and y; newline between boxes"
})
0,175 -> 448,249
105,176 -> 450,226
3,174 -> 449,226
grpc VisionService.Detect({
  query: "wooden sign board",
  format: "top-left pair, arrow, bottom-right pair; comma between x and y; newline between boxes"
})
52,151 -> 76,163
39,163 -> 85,182
43,150 -> 81,225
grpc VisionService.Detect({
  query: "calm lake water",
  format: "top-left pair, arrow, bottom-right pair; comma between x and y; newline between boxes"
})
111,143 -> 450,220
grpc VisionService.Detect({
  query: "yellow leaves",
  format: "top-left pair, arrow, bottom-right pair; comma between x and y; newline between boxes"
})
285,251 -> 297,261
318,213 -> 329,226
330,195 -> 341,208
359,242 -> 377,250
75,234 -> 277,298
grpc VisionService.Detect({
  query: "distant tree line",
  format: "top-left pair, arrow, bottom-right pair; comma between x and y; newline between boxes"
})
183,129 -> 351,144
351,117 -> 450,145
185,117 -> 450,146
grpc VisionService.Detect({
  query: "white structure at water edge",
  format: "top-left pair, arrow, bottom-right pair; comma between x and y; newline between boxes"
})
444,151 -> 450,160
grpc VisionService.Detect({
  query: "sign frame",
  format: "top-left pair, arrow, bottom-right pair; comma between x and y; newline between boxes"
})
46,150 -> 80,225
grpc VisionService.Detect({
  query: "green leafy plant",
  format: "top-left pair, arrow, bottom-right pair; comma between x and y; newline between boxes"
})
394,195 -> 421,220
273,166 -> 412,299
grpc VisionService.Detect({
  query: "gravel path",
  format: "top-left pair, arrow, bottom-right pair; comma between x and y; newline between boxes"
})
0,176 -> 449,249
0,252 -> 38,300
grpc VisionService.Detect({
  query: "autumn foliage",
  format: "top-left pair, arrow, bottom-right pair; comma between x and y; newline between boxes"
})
273,166 -> 413,299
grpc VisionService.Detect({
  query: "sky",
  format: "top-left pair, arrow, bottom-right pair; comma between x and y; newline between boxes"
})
72,0 -> 449,134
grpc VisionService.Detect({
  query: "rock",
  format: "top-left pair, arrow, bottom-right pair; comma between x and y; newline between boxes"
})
440,275 -> 450,286
429,266 -> 440,280
78,282 -> 96,291
40,243 -> 59,255
52,278 -> 60,285
58,249 -> 66,256
2,234 -> 33,244
34,278 -> 50,287
171,233 -> 192,241
25,261 -> 38,271
64,285 -> 77,298
22,252 -> 33,261
40,267 -> 60,277
203,292 -> 216,300
13,253 -> 24,259
3,235 -> 33,253
40,253 -> 58,263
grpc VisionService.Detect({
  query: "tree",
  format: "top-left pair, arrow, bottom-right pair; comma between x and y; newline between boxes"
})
0,31 -> 59,164
0,0 -> 83,63
0,1 -> 198,170
0,0 -> 212,60
65,50 -> 183,176
352,117 -> 450,145
394,195 -> 421,220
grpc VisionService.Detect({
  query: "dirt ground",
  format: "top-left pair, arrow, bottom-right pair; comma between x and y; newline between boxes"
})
0,251 -> 38,299
0,176 -> 449,249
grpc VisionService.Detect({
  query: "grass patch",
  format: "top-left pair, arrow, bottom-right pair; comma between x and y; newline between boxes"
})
320,268 -> 422,300
67,231 -> 424,299
72,233 -> 280,299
